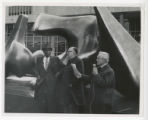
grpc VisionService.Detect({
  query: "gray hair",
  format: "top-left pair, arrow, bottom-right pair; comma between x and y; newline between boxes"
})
98,51 -> 110,63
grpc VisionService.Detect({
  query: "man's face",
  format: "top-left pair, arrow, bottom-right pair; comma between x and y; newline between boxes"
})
44,50 -> 51,57
96,54 -> 105,66
67,47 -> 75,59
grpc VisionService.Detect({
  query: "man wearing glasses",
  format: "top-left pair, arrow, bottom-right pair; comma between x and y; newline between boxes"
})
57,47 -> 85,113
71,51 -> 115,113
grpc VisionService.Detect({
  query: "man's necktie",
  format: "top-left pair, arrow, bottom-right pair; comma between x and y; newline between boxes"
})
44,57 -> 49,70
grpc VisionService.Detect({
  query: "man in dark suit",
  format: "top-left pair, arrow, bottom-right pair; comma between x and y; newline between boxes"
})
34,46 -> 63,113
57,47 -> 85,113
71,51 -> 115,114
67,47 -> 85,113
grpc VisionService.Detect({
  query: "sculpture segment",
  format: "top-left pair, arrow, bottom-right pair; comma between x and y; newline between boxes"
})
94,7 -> 140,97
5,14 -> 99,77
33,13 -> 99,54
5,15 -> 44,77
5,9 -> 140,97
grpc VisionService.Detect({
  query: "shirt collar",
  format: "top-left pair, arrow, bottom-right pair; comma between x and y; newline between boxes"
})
43,56 -> 50,61
97,63 -> 108,69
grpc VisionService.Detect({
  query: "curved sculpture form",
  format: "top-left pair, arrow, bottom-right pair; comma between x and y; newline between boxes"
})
32,12 -> 140,98
33,13 -> 100,75
6,14 -> 99,77
94,7 -> 140,97
5,10 -> 140,98
5,15 -> 44,77
33,13 -> 99,54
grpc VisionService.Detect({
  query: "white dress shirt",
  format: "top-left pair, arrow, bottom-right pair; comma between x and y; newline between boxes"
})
43,56 -> 50,71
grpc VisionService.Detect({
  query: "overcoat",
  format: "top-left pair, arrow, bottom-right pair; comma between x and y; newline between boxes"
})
82,64 -> 115,113
34,56 -> 63,113
56,56 -> 85,113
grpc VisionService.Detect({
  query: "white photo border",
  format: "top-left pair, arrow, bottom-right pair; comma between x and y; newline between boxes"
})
0,0 -> 147,120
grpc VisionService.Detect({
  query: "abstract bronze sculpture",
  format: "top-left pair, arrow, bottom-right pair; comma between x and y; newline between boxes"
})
5,7 -> 140,98
5,15 -> 44,77
94,7 -> 140,97
33,13 -> 99,54
5,14 -> 99,77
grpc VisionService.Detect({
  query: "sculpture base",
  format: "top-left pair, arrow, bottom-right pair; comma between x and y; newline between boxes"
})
5,75 -> 40,113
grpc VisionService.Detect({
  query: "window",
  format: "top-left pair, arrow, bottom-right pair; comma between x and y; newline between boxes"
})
25,35 -> 67,56
8,6 -> 32,16
5,24 -> 14,36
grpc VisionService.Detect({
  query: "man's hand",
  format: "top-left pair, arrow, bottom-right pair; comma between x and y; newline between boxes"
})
92,64 -> 99,75
71,63 -> 82,79
36,75 -> 41,85
37,75 -> 40,80
71,63 -> 76,69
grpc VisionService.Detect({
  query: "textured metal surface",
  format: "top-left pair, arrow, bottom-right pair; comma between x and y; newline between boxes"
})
94,7 -> 140,97
5,8 -> 140,98
5,15 -> 44,77
33,13 -> 99,54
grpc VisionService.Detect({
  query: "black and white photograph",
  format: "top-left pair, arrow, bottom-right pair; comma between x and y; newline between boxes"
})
4,6 -> 142,115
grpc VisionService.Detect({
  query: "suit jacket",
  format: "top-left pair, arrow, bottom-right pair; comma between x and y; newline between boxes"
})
92,64 -> 115,104
66,56 -> 85,106
34,56 -> 64,112
82,64 -> 115,111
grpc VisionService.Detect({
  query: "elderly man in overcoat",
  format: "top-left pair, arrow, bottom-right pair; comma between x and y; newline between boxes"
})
72,51 -> 115,113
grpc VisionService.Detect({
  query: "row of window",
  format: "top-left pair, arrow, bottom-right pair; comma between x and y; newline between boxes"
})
5,23 -> 34,35
5,23 -> 67,56
8,6 -> 32,16
5,16 -> 140,56
5,31 -> 67,56
24,36 -> 67,56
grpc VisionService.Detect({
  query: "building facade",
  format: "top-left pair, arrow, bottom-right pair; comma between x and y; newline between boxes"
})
108,7 -> 141,42
5,6 -> 140,55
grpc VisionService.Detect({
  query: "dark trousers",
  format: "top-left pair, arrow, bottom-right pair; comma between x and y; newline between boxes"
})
92,102 -> 112,114
34,83 -> 56,113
